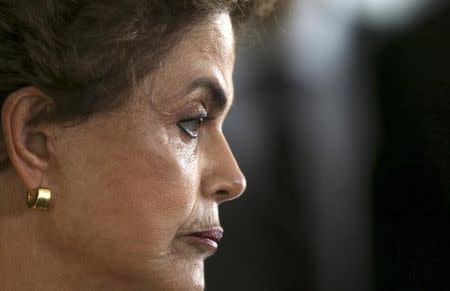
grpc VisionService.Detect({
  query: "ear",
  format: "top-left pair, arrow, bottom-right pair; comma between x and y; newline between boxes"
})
1,86 -> 55,190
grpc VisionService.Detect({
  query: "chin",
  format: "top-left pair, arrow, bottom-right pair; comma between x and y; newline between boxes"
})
141,258 -> 205,291
173,260 -> 205,291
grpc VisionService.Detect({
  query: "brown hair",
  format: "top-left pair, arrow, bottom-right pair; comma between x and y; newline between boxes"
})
0,0 -> 278,169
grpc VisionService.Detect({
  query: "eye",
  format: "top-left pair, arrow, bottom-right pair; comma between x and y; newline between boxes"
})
177,114 -> 208,138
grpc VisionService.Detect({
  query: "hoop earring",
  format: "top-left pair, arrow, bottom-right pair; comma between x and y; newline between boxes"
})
27,188 -> 52,210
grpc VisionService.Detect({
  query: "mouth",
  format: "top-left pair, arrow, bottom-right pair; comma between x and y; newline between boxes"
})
183,227 -> 224,254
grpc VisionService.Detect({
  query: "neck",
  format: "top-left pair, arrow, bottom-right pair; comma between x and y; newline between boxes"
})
0,170 -> 156,291
0,222 -> 156,291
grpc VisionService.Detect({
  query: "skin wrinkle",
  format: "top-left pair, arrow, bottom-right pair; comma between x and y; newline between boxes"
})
146,16 -> 234,114
0,12 -> 245,291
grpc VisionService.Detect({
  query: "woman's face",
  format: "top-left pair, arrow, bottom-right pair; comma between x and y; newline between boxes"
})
44,13 -> 245,290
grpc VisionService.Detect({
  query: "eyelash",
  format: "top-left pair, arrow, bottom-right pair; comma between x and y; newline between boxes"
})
177,113 -> 208,139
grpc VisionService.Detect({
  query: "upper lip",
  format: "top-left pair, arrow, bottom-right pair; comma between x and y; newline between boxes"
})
185,227 -> 224,243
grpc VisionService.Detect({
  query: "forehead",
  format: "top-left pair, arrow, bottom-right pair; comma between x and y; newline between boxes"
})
138,13 -> 236,108
195,13 -> 235,67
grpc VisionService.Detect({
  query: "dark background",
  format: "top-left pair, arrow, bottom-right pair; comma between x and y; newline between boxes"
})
372,4 -> 450,290
206,1 -> 450,290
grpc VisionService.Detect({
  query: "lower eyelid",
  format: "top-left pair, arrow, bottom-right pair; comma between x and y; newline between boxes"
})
178,120 -> 199,138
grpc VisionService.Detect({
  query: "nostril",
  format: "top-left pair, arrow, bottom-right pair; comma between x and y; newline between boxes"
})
215,189 -> 229,195
221,179 -> 246,201
212,179 -> 245,203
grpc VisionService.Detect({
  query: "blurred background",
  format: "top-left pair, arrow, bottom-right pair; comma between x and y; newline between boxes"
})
206,0 -> 450,290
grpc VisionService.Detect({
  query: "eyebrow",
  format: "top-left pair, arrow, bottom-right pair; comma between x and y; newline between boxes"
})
187,77 -> 228,112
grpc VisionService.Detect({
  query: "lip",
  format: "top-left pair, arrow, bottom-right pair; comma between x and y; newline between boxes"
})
183,227 -> 224,254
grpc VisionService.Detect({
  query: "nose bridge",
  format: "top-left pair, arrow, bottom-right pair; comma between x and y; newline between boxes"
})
201,132 -> 246,203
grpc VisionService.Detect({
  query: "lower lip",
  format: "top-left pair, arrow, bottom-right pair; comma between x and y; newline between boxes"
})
184,235 -> 219,253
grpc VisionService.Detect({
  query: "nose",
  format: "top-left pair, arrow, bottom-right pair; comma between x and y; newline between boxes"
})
200,134 -> 246,204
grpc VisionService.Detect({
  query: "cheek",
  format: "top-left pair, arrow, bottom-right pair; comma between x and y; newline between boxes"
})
49,129 -> 199,273
102,145 -> 198,241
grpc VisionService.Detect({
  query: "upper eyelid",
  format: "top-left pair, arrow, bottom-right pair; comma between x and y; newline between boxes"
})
190,109 -> 208,119
183,86 -> 233,122
186,78 -> 228,113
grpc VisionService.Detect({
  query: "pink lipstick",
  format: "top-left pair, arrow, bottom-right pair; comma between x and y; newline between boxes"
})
185,228 -> 224,253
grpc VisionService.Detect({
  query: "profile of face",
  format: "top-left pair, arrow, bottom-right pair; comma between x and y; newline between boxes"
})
2,13 -> 245,290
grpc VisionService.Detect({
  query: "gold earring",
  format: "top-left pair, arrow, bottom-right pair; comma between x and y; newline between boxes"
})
27,188 -> 52,210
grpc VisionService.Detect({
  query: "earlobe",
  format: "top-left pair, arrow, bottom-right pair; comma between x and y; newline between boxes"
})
1,86 -> 54,190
